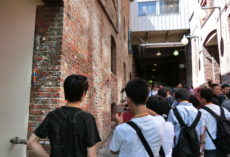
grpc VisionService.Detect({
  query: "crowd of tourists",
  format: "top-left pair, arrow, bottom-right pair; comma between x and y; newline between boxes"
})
27,74 -> 230,157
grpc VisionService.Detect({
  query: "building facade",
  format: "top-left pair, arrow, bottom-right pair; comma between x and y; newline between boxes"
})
189,0 -> 230,87
0,0 -> 133,156
130,0 -> 191,87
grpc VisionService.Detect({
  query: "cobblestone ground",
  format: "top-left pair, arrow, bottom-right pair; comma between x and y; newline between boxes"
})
97,135 -> 118,157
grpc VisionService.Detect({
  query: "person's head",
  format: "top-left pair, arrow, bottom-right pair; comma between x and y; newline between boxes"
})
125,78 -> 149,108
177,83 -> 183,88
207,79 -> 213,88
197,88 -> 213,106
158,88 -> 167,98
175,88 -> 190,102
153,84 -> 159,91
146,95 -> 169,119
211,83 -> 221,96
64,74 -> 88,103
189,94 -> 201,109
221,84 -> 230,95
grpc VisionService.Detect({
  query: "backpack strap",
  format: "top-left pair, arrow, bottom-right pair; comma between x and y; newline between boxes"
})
173,107 -> 201,128
202,106 -> 220,119
220,107 -> 226,119
127,121 -> 154,157
190,111 -> 202,129
173,107 -> 187,128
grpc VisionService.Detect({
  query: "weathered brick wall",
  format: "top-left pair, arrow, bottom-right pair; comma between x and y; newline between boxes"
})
28,0 -> 133,154
61,0 -> 133,141
28,4 -> 64,156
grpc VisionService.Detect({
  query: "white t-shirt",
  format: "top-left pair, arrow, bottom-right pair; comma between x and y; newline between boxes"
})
110,115 -> 165,157
162,122 -> 174,157
199,104 -> 230,150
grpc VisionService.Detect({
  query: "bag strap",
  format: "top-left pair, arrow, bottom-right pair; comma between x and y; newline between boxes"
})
190,111 -> 202,128
173,107 -> 201,128
127,121 -> 154,157
202,106 -> 220,119
206,128 -> 215,143
173,107 -> 187,127
220,107 -> 226,119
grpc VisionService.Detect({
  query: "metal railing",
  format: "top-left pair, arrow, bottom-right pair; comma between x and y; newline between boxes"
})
10,137 -> 50,145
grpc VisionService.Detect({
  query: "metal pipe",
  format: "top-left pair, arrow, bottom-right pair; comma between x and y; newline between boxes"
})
10,137 -> 50,145
139,42 -> 185,48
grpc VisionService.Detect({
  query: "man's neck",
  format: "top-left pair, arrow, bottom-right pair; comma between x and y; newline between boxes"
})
132,105 -> 148,117
179,100 -> 189,103
205,102 -> 212,105
66,101 -> 81,108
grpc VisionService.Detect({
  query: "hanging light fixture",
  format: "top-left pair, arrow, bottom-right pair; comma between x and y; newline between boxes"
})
156,50 -> 161,56
181,35 -> 189,45
173,49 -> 179,56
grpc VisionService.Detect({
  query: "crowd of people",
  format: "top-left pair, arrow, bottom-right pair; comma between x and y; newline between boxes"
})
27,74 -> 230,157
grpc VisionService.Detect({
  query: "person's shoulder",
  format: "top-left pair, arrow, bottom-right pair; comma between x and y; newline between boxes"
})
114,122 -> 131,133
78,110 -> 95,119
151,115 -> 165,122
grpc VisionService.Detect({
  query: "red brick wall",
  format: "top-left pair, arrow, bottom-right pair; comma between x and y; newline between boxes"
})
61,0 -> 133,140
28,0 -> 133,154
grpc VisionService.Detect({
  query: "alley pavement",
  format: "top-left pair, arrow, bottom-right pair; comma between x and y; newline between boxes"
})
97,135 -> 117,157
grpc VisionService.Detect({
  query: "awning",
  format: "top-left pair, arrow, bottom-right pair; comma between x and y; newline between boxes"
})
204,30 -> 218,46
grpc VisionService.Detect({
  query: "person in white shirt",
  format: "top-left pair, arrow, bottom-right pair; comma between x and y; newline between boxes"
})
149,84 -> 159,97
146,95 -> 174,157
110,78 -> 165,157
197,88 -> 230,157
167,88 -> 205,155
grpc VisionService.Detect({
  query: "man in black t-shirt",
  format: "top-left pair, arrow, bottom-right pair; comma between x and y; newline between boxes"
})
28,74 -> 101,157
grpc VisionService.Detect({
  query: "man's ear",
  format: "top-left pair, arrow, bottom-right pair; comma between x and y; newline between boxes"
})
126,97 -> 132,105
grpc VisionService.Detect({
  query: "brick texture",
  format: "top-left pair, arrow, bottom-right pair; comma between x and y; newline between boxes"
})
28,0 -> 133,154
203,49 -> 220,84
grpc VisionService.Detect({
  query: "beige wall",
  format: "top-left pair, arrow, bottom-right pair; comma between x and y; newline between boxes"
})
0,0 -> 42,156
189,0 -> 230,86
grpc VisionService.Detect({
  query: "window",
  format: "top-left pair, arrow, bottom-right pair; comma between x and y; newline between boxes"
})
160,0 -> 179,14
138,1 -> 157,16
111,36 -> 117,74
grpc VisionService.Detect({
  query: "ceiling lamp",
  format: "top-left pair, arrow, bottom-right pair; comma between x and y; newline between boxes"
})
154,64 -> 157,66
156,51 -> 161,56
152,69 -> 156,72
181,35 -> 189,45
173,49 -> 179,56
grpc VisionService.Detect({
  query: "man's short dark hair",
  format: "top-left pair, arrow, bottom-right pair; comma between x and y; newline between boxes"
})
221,84 -> 230,89
175,88 -> 190,101
64,74 -> 88,102
211,83 -> 220,89
199,88 -> 213,103
158,88 -> 167,98
125,78 -> 149,105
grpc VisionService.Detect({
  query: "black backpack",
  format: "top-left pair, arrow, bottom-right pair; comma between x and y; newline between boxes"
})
202,106 -> 230,153
172,107 -> 201,157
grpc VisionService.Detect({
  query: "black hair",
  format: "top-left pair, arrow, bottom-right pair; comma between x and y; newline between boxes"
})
221,84 -> 230,89
175,88 -> 190,101
158,88 -> 167,98
125,78 -> 149,105
199,88 -> 213,103
64,74 -> 88,102
189,94 -> 201,109
146,95 -> 169,118
211,83 -> 219,89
